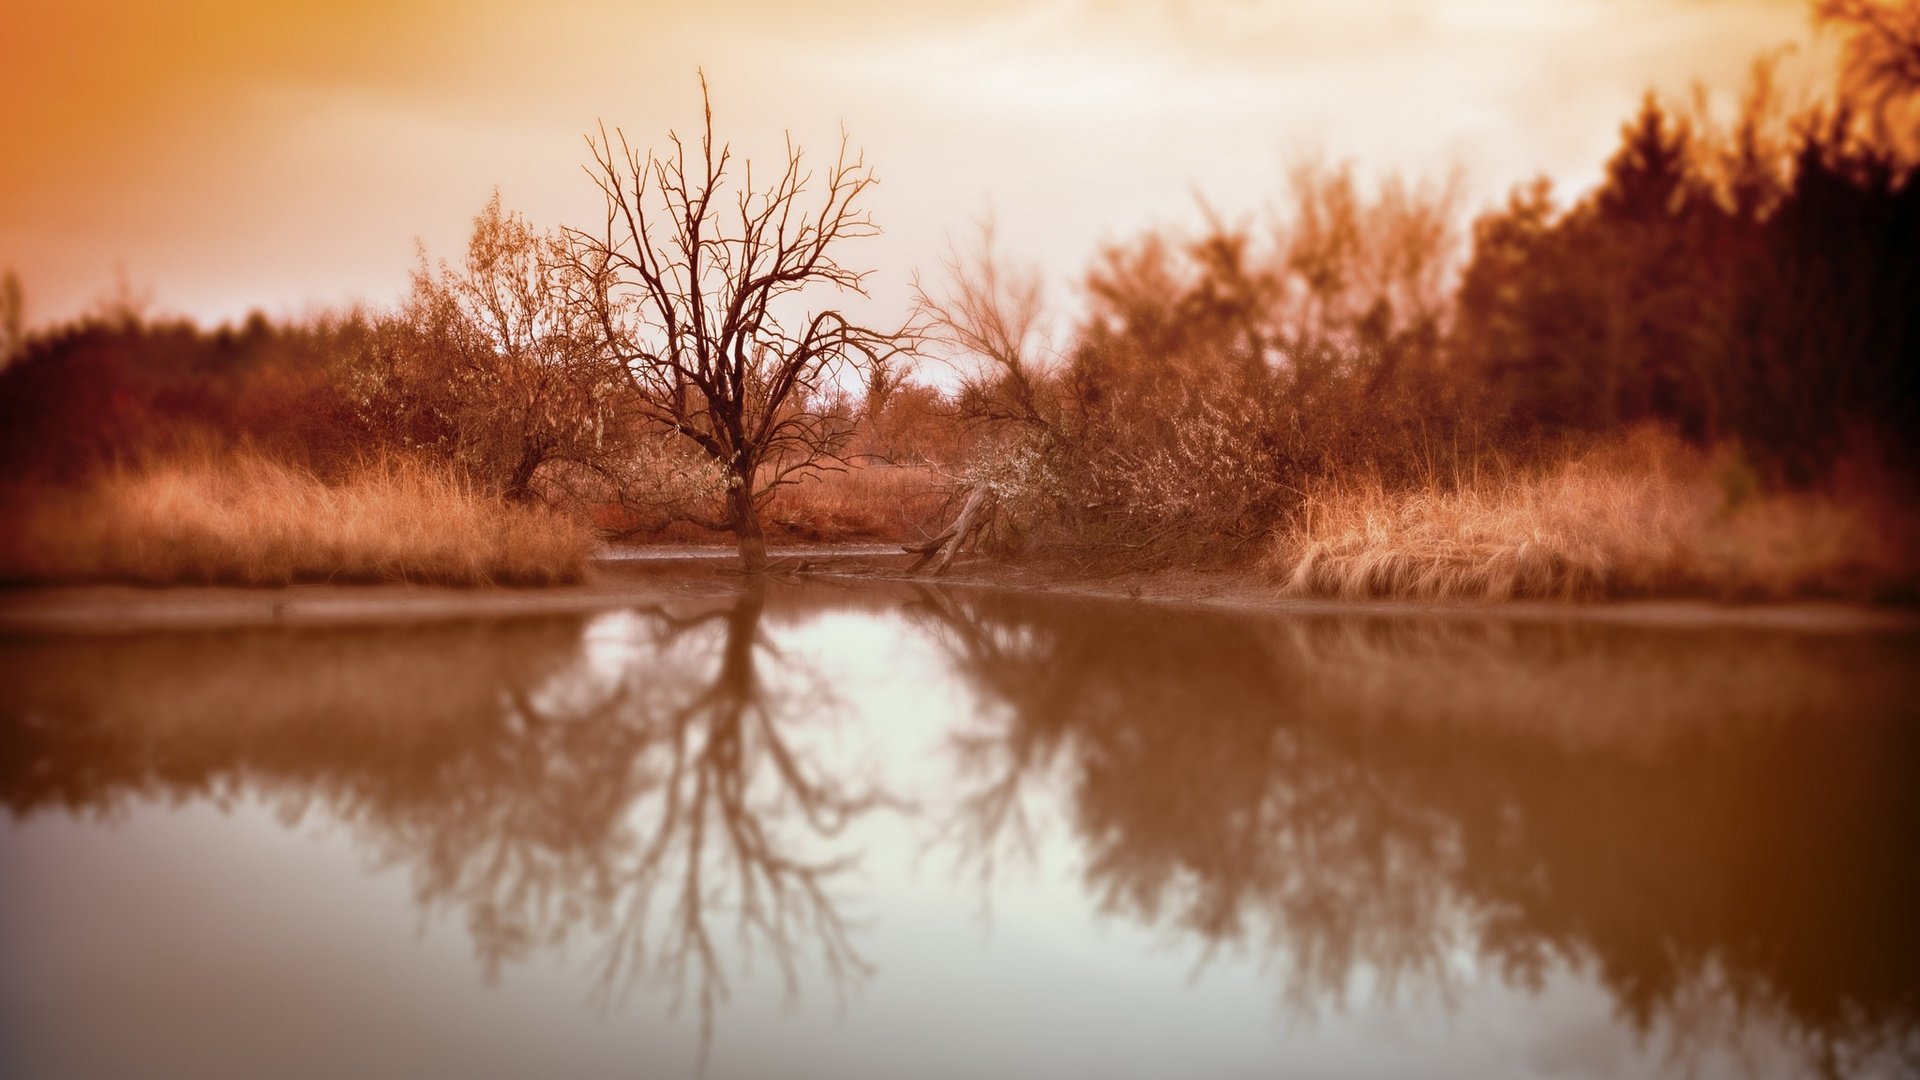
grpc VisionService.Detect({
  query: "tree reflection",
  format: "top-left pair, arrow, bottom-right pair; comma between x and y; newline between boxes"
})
911,589 -> 1920,1075
911,587 -> 1463,1013
566,583 -> 882,1033
0,585 -> 881,1045
5,583 -> 1918,1075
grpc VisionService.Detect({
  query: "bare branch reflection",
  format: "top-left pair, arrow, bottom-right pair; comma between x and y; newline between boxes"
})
573,582 -> 881,1034
0,585 -> 885,1046
911,589 -> 1920,1074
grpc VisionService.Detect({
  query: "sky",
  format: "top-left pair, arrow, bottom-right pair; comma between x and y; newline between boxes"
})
1,0 -> 1834,332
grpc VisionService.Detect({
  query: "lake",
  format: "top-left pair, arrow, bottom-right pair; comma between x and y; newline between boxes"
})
3,574 -> 1917,1079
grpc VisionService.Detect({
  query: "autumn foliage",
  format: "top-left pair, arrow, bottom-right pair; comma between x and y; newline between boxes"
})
0,4 -> 1914,595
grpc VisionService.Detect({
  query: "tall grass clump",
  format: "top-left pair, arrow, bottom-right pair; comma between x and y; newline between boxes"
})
0,451 -> 597,587
1265,434 -> 1915,603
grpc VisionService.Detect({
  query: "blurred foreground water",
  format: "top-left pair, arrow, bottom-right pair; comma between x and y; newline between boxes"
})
2,576 -> 1917,1079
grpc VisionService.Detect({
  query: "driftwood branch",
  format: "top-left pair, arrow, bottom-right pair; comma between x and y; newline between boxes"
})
904,482 -> 993,575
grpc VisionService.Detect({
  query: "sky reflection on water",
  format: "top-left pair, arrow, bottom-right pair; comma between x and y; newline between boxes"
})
2,579 -> 1917,1079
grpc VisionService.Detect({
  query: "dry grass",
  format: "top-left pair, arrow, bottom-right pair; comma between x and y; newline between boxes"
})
1266,434 -> 1916,603
0,452 -> 597,587
764,464 -> 948,543
587,464 -> 948,545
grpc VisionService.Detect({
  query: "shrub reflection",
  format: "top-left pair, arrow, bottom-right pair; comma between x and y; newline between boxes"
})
911,589 -> 1920,1075
3,584 -> 1917,1076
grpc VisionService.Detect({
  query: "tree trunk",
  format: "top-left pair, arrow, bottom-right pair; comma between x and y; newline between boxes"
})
502,441 -> 546,505
728,477 -> 768,572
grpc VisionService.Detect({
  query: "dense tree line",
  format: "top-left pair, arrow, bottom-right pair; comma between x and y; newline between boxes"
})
1458,97 -> 1918,483
0,313 -> 370,481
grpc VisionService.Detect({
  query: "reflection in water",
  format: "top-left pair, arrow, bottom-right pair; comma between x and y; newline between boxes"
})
572,584 -> 881,1035
0,583 -> 881,1047
2,580 -> 1917,1077
912,589 -> 1920,1078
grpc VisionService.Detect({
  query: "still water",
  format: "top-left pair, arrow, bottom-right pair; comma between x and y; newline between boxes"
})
2,576 -> 1917,1079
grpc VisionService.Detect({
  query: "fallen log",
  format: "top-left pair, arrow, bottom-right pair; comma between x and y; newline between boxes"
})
903,482 -> 992,575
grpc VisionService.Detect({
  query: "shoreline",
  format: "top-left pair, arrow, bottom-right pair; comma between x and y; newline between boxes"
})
829,559 -> 1920,635
2,547 -> 1916,637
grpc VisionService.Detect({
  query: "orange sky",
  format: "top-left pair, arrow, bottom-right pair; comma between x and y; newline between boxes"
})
1,0 -> 1830,331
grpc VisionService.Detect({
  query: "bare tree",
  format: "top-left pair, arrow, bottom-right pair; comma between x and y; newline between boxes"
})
569,76 -> 903,570
906,225 -> 1056,573
914,222 -> 1056,431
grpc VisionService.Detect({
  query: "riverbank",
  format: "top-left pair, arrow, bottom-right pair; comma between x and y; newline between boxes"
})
0,453 -> 596,588
832,555 -> 1920,633
4,548 -> 1914,637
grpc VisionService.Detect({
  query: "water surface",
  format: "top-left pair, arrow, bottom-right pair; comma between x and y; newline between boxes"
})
3,576 -> 1917,1079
